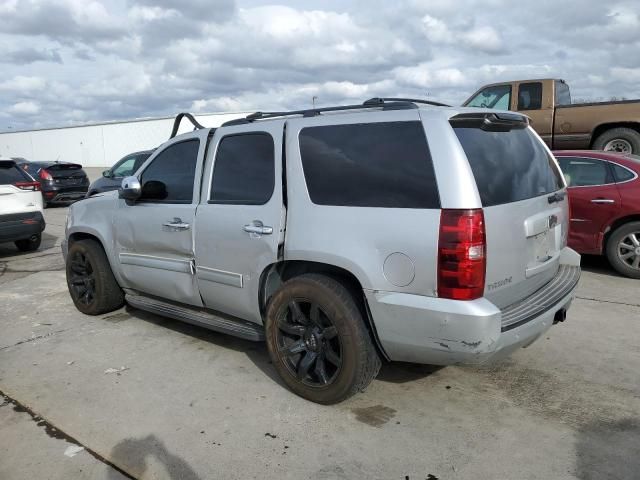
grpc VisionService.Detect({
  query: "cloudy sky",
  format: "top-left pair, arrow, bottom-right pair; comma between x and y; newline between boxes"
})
1,0 -> 639,131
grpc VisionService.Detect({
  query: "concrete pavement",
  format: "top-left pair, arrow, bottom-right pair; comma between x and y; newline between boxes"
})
0,204 -> 639,479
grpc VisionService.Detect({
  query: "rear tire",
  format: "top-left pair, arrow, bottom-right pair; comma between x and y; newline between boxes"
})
265,273 -> 381,404
66,239 -> 124,314
593,127 -> 640,154
605,222 -> 640,279
14,234 -> 41,252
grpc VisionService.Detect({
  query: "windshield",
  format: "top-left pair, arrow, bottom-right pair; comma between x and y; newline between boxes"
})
465,84 -> 512,110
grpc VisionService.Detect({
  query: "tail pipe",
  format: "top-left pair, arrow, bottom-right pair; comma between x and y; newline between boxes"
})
553,308 -> 567,324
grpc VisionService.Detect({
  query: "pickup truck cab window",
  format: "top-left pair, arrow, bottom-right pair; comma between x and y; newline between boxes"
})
209,133 -> 275,205
555,81 -> 571,106
517,82 -> 543,110
466,84 -> 511,110
139,139 -> 200,203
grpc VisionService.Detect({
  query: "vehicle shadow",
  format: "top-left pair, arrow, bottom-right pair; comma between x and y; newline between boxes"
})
375,361 -> 443,384
123,306 -> 285,388
106,434 -> 201,479
0,232 -> 60,259
579,254 -> 620,277
574,418 -> 640,480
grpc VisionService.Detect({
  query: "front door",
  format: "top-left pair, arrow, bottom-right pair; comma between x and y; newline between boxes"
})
194,120 -> 285,323
557,156 -> 621,254
113,130 -> 209,306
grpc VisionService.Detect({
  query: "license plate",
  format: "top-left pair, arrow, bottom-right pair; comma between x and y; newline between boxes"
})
533,231 -> 553,262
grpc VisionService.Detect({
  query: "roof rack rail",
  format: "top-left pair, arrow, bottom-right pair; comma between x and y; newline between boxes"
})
363,97 -> 451,107
169,112 -> 206,139
221,99 -> 424,127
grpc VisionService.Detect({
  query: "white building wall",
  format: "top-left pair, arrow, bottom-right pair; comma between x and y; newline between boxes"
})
0,112 -> 248,168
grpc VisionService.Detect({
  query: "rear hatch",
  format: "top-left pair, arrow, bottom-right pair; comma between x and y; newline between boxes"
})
47,163 -> 88,186
0,161 -> 42,215
451,113 -> 568,308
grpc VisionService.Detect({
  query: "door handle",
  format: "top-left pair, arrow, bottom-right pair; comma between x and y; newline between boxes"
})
243,220 -> 273,236
590,199 -> 615,204
163,217 -> 190,230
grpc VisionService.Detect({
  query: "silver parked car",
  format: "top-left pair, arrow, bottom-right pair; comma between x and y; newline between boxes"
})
62,101 -> 581,404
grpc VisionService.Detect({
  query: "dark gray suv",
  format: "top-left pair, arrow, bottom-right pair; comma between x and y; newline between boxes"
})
87,150 -> 153,197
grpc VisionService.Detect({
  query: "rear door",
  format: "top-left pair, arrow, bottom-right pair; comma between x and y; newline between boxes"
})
47,163 -> 87,188
194,121 -> 285,323
113,130 -> 209,306
452,119 -> 567,308
556,155 -> 621,254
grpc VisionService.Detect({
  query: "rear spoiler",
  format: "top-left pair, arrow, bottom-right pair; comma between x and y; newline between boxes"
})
450,112 -> 529,132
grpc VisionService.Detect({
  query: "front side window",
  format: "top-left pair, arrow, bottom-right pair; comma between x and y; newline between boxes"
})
465,85 -> 512,110
210,133 -> 275,205
139,140 -> 199,203
299,121 -> 439,208
112,156 -> 136,178
517,82 -> 543,110
556,157 -> 614,187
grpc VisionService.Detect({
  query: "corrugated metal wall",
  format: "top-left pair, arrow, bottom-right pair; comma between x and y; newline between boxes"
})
0,112 -> 248,167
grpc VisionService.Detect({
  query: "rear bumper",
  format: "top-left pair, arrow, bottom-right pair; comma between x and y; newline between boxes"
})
366,248 -> 581,365
0,211 -> 45,243
43,185 -> 88,203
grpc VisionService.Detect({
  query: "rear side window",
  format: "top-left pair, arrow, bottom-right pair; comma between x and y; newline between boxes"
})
517,82 -> 542,110
299,121 -> 439,208
454,127 -> 563,206
555,81 -> 571,106
210,133 -> 275,205
611,163 -> 636,183
556,157 -> 614,187
0,165 -> 30,184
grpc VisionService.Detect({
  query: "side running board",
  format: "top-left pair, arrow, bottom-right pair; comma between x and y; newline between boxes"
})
125,294 -> 265,341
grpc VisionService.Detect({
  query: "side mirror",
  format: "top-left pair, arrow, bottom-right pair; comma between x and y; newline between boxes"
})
102,169 -> 112,178
119,176 -> 141,201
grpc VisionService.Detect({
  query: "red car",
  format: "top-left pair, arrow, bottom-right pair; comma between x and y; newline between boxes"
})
554,150 -> 640,278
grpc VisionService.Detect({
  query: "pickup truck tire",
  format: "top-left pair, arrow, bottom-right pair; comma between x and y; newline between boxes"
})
14,234 -> 41,252
593,127 -> 640,154
265,273 -> 381,404
606,222 -> 640,279
66,239 -> 124,315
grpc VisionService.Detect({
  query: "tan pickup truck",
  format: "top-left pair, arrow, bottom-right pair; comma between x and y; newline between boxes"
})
463,79 -> 640,154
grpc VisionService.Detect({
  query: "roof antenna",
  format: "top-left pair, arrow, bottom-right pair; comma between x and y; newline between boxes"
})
312,96 -> 318,108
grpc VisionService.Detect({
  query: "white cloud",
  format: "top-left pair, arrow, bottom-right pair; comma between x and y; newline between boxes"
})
0,76 -> 47,92
9,101 -> 41,115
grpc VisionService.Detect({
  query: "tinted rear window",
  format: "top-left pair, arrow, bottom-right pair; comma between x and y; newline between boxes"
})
299,121 -> 439,208
0,165 -> 29,184
454,127 -> 563,206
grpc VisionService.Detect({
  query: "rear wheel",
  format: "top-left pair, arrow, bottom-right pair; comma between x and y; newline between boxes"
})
606,222 -> 640,279
14,234 -> 41,252
593,127 -> 640,154
265,273 -> 381,404
66,239 -> 124,314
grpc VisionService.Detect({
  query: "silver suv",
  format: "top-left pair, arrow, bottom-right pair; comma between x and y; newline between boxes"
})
63,100 -> 581,404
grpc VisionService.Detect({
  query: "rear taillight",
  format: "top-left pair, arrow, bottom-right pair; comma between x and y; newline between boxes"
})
39,169 -> 53,181
438,209 -> 486,301
14,181 -> 41,191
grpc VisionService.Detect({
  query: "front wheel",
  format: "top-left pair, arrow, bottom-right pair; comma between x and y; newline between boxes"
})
606,222 -> 640,279
66,239 -> 124,314
265,273 -> 381,404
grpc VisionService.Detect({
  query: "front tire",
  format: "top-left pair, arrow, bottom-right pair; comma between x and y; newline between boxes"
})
15,234 -> 41,252
265,274 -> 381,404
593,127 -> 640,154
66,239 -> 124,314
605,222 -> 640,279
